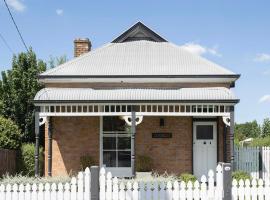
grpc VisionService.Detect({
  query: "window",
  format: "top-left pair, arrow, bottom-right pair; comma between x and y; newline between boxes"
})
196,125 -> 213,140
103,116 -> 131,167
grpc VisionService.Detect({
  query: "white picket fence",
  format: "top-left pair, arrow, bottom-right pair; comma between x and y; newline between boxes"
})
232,178 -> 270,200
234,146 -> 270,179
99,165 -> 224,200
0,167 -> 91,200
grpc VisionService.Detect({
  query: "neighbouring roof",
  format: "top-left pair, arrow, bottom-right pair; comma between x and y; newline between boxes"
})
34,87 -> 238,103
39,22 -> 239,80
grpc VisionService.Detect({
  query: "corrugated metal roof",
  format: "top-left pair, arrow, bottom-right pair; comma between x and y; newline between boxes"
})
40,41 -> 235,77
34,87 -> 238,102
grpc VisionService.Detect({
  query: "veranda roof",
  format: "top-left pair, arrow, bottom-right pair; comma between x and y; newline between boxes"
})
34,87 -> 239,104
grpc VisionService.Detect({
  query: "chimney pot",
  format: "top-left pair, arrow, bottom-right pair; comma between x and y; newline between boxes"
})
74,38 -> 91,57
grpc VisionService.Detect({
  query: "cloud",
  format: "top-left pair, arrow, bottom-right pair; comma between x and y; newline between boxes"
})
259,95 -> 270,103
254,53 -> 270,62
56,9 -> 64,16
181,42 -> 222,57
6,0 -> 26,12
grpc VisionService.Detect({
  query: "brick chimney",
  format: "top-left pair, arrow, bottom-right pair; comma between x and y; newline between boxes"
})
74,38 -> 91,57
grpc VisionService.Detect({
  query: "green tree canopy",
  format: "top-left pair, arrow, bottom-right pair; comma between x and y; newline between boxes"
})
48,55 -> 67,68
0,116 -> 21,150
235,120 -> 261,141
262,118 -> 270,137
0,49 -> 46,143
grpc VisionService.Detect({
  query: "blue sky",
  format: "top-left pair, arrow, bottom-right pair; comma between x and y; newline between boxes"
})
0,0 -> 270,124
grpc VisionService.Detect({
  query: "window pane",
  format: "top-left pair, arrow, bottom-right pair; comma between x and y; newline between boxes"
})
103,116 -> 129,131
196,125 -> 213,140
118,137 -> 131,150
118,151 -> 131,167
103,151 -> 116,167
103,137 -> 116,150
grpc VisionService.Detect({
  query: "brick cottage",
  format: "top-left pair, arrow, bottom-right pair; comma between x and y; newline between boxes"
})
34,22 -> 240,178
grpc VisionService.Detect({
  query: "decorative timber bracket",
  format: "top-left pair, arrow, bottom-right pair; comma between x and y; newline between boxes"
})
39,116 -> 47,126
222,116 -> 230,127
122,115 -> 143,126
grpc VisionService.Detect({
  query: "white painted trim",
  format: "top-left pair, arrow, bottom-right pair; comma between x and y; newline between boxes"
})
39,112 -> 230,117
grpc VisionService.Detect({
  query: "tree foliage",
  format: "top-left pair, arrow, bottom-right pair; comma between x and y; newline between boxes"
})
48,55 -> 67,68
262,118 -> 270,137
0,116 -> 21,150
0,49 -> 46,143
235,120 -> 261,141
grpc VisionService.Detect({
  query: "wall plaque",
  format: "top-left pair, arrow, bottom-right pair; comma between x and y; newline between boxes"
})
152,132 -> 172,138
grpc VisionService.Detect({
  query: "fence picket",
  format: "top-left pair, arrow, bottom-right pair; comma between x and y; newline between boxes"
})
232,180 -> 238,200
84,167 -> 90,200
258,179 -> 264,200
18,184 -> 24,200
244,179 -> 251,200
100,168 -> 106,200
0,184 -> 5,200
172,180 -> 179,200
152,181 -> 158,200
38,183 -> 44,200
200,176 -> 207,200
31,183 -> 38,200
179,181 -> 186,200
238,180 -> 244,200
186,181 -> 193,200
12,183 -> 18,200
106,172 -> 112,200
159,182 -> 166,200
126,181 -> 132,200
44,183 -> 50,200
78,172 -> 84,200
119,182 -> 125,200
51,183 -> 57,200
133,181 -> 139,200
166,181 -> 173,200
112,177 -> 118,200
57,183 -> 64,200
145,182 -> 152,200
265,178 -> 270,200
6,184 -> 11,200
64,182 -> 71,200
25,183 -> 31,200
71,177 -> 77,200
139,182 -> 146,200
251,179 -> 257,200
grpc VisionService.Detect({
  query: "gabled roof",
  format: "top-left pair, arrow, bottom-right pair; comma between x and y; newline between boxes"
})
34,87 -> 239,103
112,22 -> 167,43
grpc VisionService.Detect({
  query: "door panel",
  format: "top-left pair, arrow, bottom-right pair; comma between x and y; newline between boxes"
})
193,121 -> 217,179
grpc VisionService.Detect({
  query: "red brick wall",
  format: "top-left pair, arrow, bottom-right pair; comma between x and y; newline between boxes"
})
136,116 -> 193,174
45,117 -> 100,176
44,116 -> 229,176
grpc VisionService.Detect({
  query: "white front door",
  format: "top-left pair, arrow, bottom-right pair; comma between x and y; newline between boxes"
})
193,121 -> 217,179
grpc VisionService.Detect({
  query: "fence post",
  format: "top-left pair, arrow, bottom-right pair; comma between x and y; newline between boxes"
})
91,166 -> 100,200
219,162 -> 232,200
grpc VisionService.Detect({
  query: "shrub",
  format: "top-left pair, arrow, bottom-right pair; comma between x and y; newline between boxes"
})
80,155 -> 95,170
17,143 -> 44,176
136,155 -> 153,172
250,136 -> 270,147
179,173 -> 197,183
0,174 -> 70,185
0,116 -> 21,150
232,170 -> 251,181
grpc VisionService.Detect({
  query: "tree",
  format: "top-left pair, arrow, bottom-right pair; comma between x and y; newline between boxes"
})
0,48 -> 46,143
234,120 -> 261,140
48,55 -> 67,68
0,116 -> 21,150
262,118 -> 270,137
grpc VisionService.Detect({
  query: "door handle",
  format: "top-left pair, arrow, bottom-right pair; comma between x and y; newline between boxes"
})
203,141 -> 206,144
